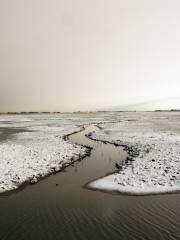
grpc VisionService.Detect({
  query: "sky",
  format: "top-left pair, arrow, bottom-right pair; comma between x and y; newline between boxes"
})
0,0 -> 180,112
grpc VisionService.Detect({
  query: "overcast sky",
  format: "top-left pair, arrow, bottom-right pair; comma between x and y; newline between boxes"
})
0,0 -> 180,112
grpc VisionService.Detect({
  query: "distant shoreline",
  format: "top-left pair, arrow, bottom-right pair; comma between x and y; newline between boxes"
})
0,109 -> 180,115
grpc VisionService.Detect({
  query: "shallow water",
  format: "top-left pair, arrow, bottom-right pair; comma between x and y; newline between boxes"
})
0,127 -> 28,142
0,125 -> 180,240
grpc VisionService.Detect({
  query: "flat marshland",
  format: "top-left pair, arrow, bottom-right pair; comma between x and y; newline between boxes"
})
0,112 -> 180,240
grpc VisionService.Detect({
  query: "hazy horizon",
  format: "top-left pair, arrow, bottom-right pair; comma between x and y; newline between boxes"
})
1,0 -> 180,112
1,96 -> 180,113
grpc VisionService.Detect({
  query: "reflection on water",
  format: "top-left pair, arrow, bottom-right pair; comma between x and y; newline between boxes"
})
0,125 -> 180,240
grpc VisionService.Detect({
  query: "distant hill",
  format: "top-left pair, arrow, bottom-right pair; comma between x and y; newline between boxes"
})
105,97 -> 180,111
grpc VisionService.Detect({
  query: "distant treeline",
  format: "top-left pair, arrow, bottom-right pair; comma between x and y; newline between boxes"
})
0,112 -> 62,115
155,109 -> 180,112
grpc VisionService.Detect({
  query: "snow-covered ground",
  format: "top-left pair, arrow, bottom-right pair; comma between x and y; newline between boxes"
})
0,121 -> 87,193
1,112 -> 180,195
87,112 -> 180,195
0,113 -> 111,193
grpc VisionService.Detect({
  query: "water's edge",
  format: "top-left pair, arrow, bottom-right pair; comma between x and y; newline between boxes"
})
0,123 -> 130,197
0,125 -> 92,197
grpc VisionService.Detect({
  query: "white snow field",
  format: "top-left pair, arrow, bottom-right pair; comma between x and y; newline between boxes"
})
0,113 -> 111,193
87,112 -> 180,195
1,112 -> 180,195
0,117 -> 86,193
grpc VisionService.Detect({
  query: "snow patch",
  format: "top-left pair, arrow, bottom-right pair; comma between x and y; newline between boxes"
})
88,113 -> 180,195
0,124 -> 86,193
